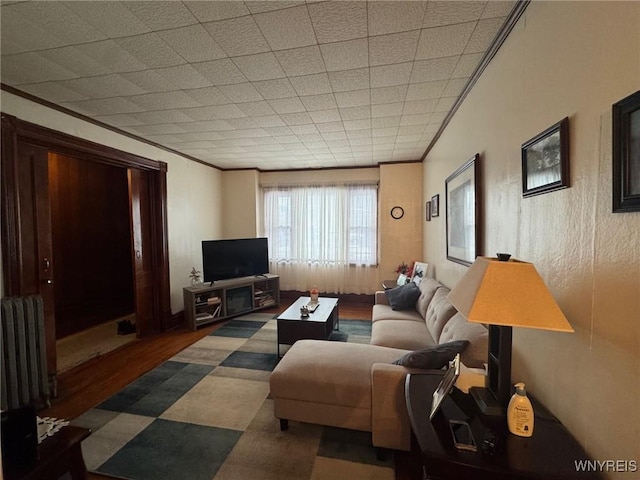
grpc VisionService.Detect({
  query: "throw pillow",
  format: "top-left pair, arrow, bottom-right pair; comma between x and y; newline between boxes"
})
393,340 -> 470,369
385,282 -> 420,310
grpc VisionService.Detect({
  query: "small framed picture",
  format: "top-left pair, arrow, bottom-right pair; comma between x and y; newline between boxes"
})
521,117 -> 569,197
612,90 -> 640,212
431,194 -> 440,217
426,201 -> 431,221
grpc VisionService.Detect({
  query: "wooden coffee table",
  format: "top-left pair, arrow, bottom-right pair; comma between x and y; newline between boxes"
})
276,296 -> 339,357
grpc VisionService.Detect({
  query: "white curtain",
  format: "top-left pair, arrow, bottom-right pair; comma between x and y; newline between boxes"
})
263,184 -> 378,294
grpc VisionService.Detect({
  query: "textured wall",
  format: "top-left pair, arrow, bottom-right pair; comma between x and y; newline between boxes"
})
423,1 -> 640,474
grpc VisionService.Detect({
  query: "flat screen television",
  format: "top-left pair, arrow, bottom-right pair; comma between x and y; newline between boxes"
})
202,237 -> 270,283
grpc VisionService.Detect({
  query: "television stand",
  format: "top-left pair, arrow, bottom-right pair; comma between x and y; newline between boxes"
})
183,274 -> 280,330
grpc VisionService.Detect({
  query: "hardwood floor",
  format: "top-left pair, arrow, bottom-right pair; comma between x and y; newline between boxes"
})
42,299 -> 419,480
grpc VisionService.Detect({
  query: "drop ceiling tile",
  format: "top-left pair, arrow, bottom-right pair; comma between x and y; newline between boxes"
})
217,83 -> 264,103
245,1 -> 305,14
274,135 -> 301,144
17,82 -> 88,103
74,40 -> 149,73
416,22 -> 476,60
6,1 -> 106,45
300,93 -> 338,111
128,91 -> 202,110
252,78 -> 297,99
443,78 -> 469,97
154,65 -> 213,90
184,1 -> 250,22
178,120 -> 235,132
482,1 -> 515,19
307,1 -> 367,43
367,1 -> 427,36
403,99 -> 438,115
281,112 -> 313,126
36,46 -> 110,77
63,1 -> 151,38
297,133 -> 324,144
262,126 -> 294,136
321,131 -> 347,141
64,97 -> 146,116
372,127 -> 399,137
157,25 -> 226,63
339,106 -> 371,121
274,46 -> 326,77
115,33 -> 187,69
422,1 -> 485,28
350,138 -> 373,146
410,57 -> 459,83
405,81 -> 448,101
145,134 -> 185,144
203,17 -> 270,57
1,52 -> 78,84
370,85 -> 407,105
344,119 -> 371,131
252,115 -> 286,127
370,62 -> 412,88
400,114 -> 431,127
309,109 -> 341,124
290,73 -> 332,96
429,111 -> 447,124
123,2 -> 197,31
371,102 -> 404,118
320,38 -> 368,72
398,124 -> 426,136
290,123 -> 319,135
369,31 -> 420,67
183,86 -> 232,106
452,53 -> 483,78
225,117 -> 260,129
328,68 -> 369,93
127,124 -> 189,135
434,96 -> 458,112
232,53 -> 286,81
316,121 -> 344,133
58,74 -> 146,99
464,17 -> 505,54
208,104 -> 249,119
0,6 -> 72,53
119,70 -> 177,93
268,97 -> 306,114
236,101 -> 277,116
328,142 -> 350,150
254,5 -> 317,51
192,59 -> 247,86
372,116 -> 401,128
334,90 -> 371,108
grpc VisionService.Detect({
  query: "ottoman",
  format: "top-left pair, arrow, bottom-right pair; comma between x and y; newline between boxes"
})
269,339 -> 415,451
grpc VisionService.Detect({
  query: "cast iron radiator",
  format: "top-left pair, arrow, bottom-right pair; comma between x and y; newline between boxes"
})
1,296 -> 50,410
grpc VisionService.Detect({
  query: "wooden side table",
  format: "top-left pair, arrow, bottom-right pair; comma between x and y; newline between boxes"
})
4,426 -> 91,480
405,373 -> 602,480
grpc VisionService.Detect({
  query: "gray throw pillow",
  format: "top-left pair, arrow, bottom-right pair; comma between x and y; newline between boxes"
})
385,282 -> 420,310
393,340 -> 470,369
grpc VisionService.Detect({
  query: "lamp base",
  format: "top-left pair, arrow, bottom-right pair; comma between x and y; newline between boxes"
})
470,387 -> 505,416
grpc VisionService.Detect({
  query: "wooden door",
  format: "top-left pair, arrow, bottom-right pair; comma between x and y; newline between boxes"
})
1,133 -> 57,374
128,168 -> 157,336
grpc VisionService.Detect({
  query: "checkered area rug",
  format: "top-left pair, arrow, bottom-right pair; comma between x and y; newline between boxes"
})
73,313 -> 394,480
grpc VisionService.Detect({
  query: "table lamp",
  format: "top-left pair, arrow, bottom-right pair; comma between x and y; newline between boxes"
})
447,255 -> 574,415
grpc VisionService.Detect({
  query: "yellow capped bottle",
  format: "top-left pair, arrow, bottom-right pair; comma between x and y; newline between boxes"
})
507,382 -> 534,437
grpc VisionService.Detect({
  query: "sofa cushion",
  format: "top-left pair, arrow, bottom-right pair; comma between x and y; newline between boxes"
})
371,319 -> 436,350
415,278 -> 442,319
385,282 -> 420,310
439,313 -> 488,368
392,340 -> 469,369
372,304 -> 424,323
424,287 -> 457,342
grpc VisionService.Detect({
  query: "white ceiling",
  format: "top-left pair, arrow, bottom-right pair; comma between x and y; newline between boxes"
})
1,0 -> 516,171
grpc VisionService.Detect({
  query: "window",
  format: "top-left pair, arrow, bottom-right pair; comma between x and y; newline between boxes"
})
263,184 -> 377,266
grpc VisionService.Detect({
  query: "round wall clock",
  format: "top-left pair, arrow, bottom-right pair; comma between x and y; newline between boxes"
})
390,206 -> 404,219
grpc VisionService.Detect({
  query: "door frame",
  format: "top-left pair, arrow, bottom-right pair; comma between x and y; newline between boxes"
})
1,113 -> 171,337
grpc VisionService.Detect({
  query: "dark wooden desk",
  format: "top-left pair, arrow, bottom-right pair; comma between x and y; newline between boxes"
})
4,426 -> 91,480
405,373 -> 602,480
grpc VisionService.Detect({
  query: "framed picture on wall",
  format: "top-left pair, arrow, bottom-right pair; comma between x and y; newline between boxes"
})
521,117 -> 570,197
426,201 -> 431,221
612,90 -> 640,212
431,194 -> 440,217
446,154 -> 481,266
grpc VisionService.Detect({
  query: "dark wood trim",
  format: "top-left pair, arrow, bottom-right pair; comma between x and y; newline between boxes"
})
1,83 -> 220,172
421,0 -> 531,161
0,114 -> 21,295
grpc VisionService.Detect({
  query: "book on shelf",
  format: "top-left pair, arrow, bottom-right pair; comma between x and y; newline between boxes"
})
207,296 -> 221,305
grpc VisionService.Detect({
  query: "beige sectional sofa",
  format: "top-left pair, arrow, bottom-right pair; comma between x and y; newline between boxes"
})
269,278 -> 488,451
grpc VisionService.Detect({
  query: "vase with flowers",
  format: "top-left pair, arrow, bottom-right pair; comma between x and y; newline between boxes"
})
394,261 -> 415,285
